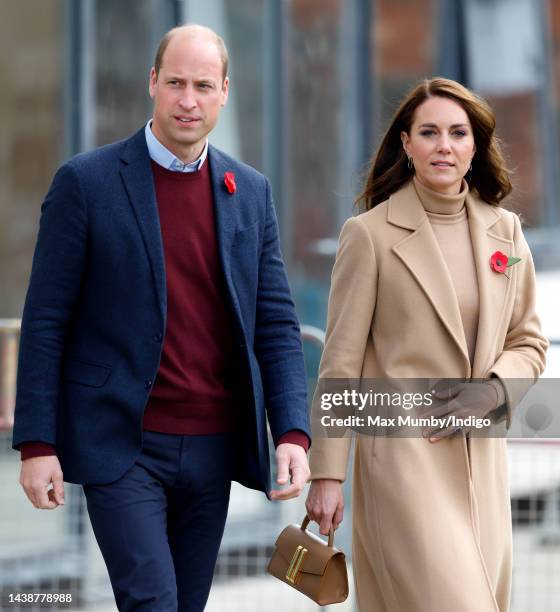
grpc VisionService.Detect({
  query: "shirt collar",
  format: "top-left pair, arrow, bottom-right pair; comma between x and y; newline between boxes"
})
144,120 -> 208,172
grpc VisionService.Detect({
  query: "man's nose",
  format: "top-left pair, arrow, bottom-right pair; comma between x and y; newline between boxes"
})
179,86 -> 197,110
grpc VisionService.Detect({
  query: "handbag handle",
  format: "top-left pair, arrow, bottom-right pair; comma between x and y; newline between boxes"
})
301,515 -> 335,548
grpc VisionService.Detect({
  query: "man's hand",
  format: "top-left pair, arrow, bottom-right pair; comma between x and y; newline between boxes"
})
269,443 -> 310,500
305,479 -> 344,536
424,381 -> 503,442
20,456 -> 65,509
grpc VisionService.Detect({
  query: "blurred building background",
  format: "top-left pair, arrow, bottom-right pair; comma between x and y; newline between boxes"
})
3,0 -> 560,324
1,0 -> 560,610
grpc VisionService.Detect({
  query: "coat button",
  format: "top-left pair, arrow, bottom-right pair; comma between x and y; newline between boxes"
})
145,379 -> 152,389
154,332 -> 163,342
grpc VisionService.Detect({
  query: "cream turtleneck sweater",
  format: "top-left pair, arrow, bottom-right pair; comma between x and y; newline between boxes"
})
413,176 -> 479,366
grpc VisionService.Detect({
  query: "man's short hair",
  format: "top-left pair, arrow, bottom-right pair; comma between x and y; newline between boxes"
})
154,24 -> 229,81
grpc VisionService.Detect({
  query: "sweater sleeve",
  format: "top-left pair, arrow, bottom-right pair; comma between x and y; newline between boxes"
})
277,430 -> 310,452
19,442 -> 57,461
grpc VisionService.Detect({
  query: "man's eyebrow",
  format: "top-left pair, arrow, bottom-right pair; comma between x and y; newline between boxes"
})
164,75 -> 217,83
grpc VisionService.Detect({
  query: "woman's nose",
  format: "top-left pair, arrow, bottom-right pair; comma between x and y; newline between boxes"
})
436,136 -> 451,153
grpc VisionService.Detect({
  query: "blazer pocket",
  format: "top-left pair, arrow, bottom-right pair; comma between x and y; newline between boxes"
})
233,220 -> 259,240
63,359 -> 111,388
232,221 -> 260,263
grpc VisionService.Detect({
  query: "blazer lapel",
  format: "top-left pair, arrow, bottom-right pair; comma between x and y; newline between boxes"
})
120,129 -> 166,320
389,182 -> 470,366
207,146 -> 238,280
466,194 -> 513,377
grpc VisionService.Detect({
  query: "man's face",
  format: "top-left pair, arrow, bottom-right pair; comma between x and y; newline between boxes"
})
149,34 -> 228,162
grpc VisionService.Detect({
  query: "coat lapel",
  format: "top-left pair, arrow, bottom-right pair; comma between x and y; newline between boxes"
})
465,194 -> 513,377
389,182 -> 470,366
119,129 -> 166,320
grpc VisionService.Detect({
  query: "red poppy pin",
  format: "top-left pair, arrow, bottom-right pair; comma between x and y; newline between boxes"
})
490,250 -> 521,277
224,171 -> 236,194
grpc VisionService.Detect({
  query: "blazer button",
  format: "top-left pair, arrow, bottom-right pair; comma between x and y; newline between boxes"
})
145,379 -> 152,389
154,332 -> 163,342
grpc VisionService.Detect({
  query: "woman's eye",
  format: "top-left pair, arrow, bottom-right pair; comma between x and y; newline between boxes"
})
420,130 -> 435,136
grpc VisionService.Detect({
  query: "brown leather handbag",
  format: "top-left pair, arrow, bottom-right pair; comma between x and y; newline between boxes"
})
267,516 -> 349,605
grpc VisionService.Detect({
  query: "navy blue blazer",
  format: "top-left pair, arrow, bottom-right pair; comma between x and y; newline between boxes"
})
12,127 -> 310,493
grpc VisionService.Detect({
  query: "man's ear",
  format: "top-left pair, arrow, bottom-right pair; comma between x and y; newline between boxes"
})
148,67 -> 157,99
221,76 -> 229,106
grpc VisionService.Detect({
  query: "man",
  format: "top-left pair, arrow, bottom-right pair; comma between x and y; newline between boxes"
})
13,24 -> 310,611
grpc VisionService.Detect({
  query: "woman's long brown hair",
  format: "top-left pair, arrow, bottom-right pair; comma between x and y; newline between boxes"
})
356,77 -> 512,211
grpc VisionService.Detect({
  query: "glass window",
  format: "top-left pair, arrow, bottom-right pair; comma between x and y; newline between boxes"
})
0,0 -> 66,317
95,0 -> 175,146
283,0 -> 346,328
286,0 -> 441,329
181,0 -> 265,170
373,0 -> 439,141
463,0 -> 556,228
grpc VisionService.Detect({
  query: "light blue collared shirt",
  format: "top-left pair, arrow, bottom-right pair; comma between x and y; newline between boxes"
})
144,120 -> 208,172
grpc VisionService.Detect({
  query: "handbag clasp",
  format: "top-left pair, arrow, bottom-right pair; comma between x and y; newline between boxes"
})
286,545 -> 308,584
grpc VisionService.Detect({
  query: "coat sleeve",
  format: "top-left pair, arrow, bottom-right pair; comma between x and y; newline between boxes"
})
487,213 -> 548,426
12,162 -> 88,449
253,178 -> 310,444
309,215 -> 378,481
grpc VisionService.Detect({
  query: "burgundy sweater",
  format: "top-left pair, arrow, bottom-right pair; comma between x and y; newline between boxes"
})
21,158 -> 308,459
143,160 -> 238,433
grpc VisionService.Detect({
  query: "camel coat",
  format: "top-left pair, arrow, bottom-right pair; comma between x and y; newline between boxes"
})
309,181 -> 548,612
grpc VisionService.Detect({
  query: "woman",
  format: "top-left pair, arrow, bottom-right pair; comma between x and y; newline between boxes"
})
305,78 -> 548,612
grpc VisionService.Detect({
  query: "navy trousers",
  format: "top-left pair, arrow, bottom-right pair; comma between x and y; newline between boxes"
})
83,430 -> 233,611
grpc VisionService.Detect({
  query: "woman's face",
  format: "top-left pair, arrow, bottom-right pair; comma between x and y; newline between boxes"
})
401,96 -> 476,195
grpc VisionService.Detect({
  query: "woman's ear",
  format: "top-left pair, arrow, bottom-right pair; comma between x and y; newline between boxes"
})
400,131 -> 409,157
